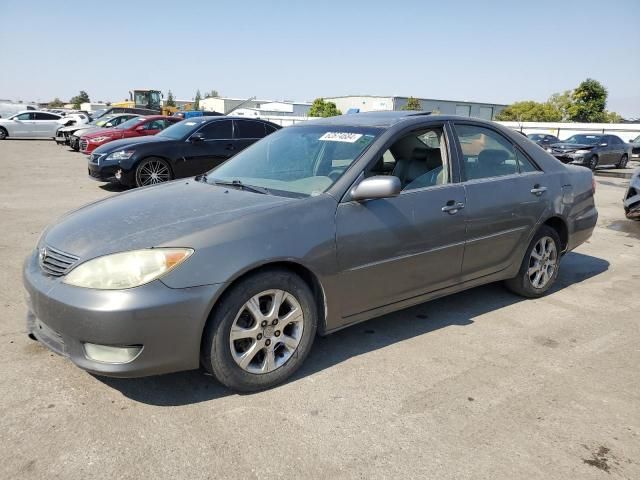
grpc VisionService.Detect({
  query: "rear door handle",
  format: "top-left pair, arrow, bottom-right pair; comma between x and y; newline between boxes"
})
441,201 -> 465,214
530,186 -> 547,196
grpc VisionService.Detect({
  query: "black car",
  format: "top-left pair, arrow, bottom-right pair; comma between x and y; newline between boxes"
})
88,117 -> 280,187
527,133 -> 559,148
547,134 -> 629,170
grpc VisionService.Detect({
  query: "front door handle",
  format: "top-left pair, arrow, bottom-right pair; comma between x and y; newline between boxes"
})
530,185 -> 547,196
441,201 -> 465,214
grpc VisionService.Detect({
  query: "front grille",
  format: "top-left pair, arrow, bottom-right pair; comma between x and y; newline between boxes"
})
79,139 -> 88,151
39,245 -> 79,277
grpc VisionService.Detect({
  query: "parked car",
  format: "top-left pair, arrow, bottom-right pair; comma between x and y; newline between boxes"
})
547,134 -> 629,170
624,167 -> 640,220
88,117 -> 280,187
25,112 -> 598,391
56,114 -> 121,145
0,111 -> 62,139
79,115 -> 181,154
68,114 -> 139,151
527,133 -> 560,148
172,111 -> 223,119
629,134 -> 640,161
56,112 -> 91,131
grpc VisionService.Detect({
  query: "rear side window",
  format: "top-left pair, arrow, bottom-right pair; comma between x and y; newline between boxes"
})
234,120 -> 266,139
35,112 -> 59,120
198,120 -> 232,140
453,124 -> 518,180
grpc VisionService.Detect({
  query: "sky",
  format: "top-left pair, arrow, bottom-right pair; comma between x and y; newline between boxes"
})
1,0 -> 639,117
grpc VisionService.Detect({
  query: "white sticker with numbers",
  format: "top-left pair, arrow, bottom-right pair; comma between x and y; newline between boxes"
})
319,132 -> 363,143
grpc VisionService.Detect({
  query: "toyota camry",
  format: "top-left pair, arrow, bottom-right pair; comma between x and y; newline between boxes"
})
24,112 -> 598,391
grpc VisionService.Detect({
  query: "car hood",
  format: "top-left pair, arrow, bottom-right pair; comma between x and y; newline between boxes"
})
550,143 -> 595,150
83,127 -> 120,139
43,180 -> 294,260
93,135 -> 171,154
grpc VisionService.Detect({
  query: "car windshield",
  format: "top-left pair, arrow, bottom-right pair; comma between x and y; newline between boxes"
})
205,125 -> 381,197
89,115 -> 116,126
563,134 -> 603,145
156,119 -> 206,140
116,117 -> 146,130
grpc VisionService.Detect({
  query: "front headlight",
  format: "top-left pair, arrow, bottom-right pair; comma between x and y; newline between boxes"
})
546,147 -> 553,152
63,248 -> 193,289
574,149 -> 591,154
106,150 -> 135,161
89,136 -> 110,143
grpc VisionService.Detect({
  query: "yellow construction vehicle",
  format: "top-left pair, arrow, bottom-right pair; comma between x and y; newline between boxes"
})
111,89 -> 180,116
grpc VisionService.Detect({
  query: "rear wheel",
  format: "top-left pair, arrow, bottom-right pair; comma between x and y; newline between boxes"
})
0,127 -> 7,140
588,155 -> 598,170
505,225 -> 561,298
134,157 -> 172,187
617,154 -> 628,169
201,269 -> 317,392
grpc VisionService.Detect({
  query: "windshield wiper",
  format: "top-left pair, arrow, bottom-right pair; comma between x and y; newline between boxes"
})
213,179 -> 270,195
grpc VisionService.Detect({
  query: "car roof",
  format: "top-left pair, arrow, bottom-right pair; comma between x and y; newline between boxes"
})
14,110 -> 61,116
298,111 -> 500,128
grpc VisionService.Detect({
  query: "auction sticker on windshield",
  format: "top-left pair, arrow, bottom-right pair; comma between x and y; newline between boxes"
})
319,132 -> 363,143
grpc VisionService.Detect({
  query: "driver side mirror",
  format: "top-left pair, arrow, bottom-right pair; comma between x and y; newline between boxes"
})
135,125 -> 145,132
351,176 -> 401,201
189,132 -> 205,142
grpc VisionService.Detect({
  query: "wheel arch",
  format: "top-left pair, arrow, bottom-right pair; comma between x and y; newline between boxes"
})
542,215 -> 568,252
199,260 -> 328,351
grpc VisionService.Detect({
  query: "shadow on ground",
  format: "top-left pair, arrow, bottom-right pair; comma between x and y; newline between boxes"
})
98,183 -> 130,192
97,251 -> 609,406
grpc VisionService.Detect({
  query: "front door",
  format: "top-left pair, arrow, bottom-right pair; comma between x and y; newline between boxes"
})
181,119 -> 234,177
335,125 -> 467,318
451,122 -> 548,280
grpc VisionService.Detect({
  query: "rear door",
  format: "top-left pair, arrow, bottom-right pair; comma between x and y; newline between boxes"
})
451,122 -> 548,281
34,112 -> 61,136
233,120 -> 268,152
180,119 -> 234,176
608,135 -> 625,165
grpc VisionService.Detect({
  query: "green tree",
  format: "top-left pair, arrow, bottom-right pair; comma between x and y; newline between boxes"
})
603,111 -> 623,123
568,78 -> 607,122
204,90 -> 219,98
165,90 -> 176,107
308,98 -> 342,117
48,97 -> 65,108
194,89 -> 202,110
401,96 -> 422,111
70,90 -> 90,109
547,90 -> 572,121
495,101 -> 562,122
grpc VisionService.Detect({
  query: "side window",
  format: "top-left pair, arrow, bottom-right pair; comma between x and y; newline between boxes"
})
14,113 -> 33,120
453,124 -> 518,180
234,120 -> 266,139
610,136 -> 622,145
146,119 -> 165,130
35,112 -> 59,120
515,148 -> 538,173
369,127 -> 449,191
198,120 -> 232,140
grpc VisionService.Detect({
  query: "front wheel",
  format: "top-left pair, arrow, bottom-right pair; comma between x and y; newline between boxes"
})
588,155 -> 598,170
134,157 -> 173,187
617,154 -> 628,169
504,225 -> 561,298
0,127 -> 7,140
201,269 -> 317,392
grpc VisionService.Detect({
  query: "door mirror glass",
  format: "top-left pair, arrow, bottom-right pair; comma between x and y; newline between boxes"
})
351,176 -> 401,201
190,132 -> 205,142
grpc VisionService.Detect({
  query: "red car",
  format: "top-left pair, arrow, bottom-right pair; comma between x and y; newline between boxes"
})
80,115 -> 181,154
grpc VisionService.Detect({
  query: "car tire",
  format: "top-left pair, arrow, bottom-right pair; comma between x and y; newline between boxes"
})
71,140 -> 79,151
617,154 -> 628,169
0,127 -> 7,140
134,157 -> 173,187
201,269 -> 318,392
588,155 -> 598,170
504,225 -> 562,298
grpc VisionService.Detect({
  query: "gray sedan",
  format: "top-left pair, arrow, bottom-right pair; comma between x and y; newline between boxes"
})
24,112 -> 598,391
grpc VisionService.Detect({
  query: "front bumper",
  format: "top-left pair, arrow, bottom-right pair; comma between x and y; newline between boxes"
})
23,250 -> 221,377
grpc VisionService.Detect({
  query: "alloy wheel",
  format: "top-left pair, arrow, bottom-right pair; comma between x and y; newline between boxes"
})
527,236 -> 558,289
136,160 -> 171,186
618,155 -> 628,169
229,289 -> 304,374
589,156 -> 598,170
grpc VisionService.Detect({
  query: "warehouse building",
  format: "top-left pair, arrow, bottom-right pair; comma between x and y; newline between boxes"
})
323,95 -> 507,120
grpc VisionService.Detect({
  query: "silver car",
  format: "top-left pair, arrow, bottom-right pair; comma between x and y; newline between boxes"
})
24,112 -> 598,391
0,110 -> 62,139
